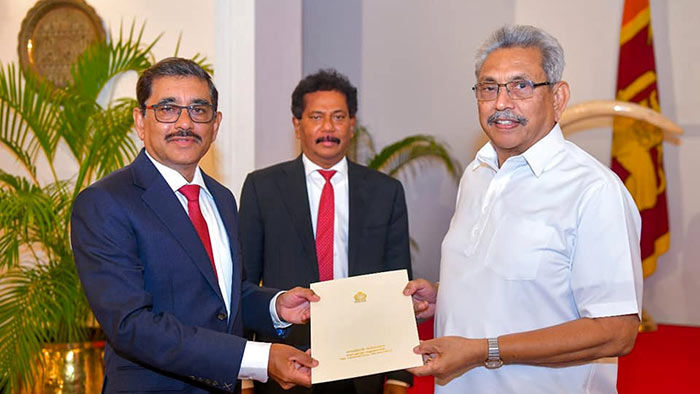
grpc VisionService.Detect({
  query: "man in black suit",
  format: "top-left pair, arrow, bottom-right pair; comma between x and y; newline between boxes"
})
238,70 -> 413,394
71,57 -> 318,393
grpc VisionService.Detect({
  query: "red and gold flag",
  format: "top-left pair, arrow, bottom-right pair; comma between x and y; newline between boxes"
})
612,0 -> 669,277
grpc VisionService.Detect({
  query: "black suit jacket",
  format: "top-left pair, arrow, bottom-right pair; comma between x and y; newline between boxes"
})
71,150 -> 280,393
238,156 -> 413,393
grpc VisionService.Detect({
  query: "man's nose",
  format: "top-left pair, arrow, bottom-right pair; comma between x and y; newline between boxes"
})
175,107 -> 195,129
495,85 -> 514,110
321,116 -> 335,132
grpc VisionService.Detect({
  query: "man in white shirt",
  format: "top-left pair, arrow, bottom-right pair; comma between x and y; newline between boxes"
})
404,25 -> 643,393
239,69 -> 413,394
71,57 -> 318,393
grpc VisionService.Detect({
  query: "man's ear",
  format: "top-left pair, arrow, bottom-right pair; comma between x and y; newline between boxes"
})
211,111 -> 223,142
552,81 -> 570,123
133,107 -> 146,141
349,117 -> 356,138
292,116 -> 301,140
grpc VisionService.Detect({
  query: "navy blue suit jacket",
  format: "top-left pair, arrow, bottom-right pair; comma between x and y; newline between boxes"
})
71,150 -> 279,393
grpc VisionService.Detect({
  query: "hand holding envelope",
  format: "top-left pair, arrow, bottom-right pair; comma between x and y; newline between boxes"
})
309,270 -> 424,384
403,278 -> 438,320
268,344 -> 317,389
268,287 -> 321,388
276,286 -> 321,324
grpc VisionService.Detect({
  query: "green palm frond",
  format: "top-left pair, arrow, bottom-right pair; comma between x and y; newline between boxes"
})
0,269 -> 43,390
0,173 -> 74,274
348,125 -> 377,165
368,134 -> 461,183
62,22 -> 157,164
70,21 -> 158,103
191,53 -> 214,75
89,98 -> 140,179
0,64 -> 64,183
0,171 -> 56,269
172,32 -> 214,75
74,97 -> 139,194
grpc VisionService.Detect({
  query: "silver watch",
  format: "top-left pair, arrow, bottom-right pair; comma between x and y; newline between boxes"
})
484,337 -> 503,369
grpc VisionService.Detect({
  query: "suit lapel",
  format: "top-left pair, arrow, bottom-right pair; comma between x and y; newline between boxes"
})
347,160 -> 368,276
132,151 -> 224,303
279,156 -> 318,274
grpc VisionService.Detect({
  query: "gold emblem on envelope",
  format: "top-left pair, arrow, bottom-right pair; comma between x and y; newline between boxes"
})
353,291 -> 367,303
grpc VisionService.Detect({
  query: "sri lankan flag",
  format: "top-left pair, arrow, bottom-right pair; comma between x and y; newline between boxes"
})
612,0 -> 669,278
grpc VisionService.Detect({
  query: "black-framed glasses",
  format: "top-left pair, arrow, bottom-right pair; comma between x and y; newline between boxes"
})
472,80 -> 552,101
146,103 -> 216,123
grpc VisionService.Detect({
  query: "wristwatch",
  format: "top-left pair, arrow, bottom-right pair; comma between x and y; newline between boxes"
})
484,337 -> 503,369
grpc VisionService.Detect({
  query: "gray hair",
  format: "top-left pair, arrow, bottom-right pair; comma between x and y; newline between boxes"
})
474,25 -> 565,83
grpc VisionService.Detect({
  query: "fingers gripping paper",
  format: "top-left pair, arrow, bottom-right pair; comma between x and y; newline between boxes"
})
310,269 -> 423,384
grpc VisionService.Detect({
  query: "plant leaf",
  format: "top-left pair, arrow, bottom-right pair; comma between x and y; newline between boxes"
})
368,134 -> 462,183
0,64 -> 64,183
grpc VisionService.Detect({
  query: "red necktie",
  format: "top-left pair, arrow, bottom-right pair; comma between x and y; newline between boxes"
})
179,185 -> 217,279
316,170 -> 336,281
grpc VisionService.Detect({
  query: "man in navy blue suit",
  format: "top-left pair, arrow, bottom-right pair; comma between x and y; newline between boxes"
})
71,57 -> 318,393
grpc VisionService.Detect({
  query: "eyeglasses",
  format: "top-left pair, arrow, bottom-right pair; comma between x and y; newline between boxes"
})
145,103 -> 215,123
472,80 -> 552,101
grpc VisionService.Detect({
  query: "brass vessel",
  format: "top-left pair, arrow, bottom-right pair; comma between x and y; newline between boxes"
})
639,308 -> 658,332
21,341 -> 104,393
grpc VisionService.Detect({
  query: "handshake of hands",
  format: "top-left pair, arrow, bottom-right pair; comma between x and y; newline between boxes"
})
268,279 -> 444,390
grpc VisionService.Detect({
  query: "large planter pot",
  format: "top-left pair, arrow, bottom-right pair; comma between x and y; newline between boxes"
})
21,341 -> 105,393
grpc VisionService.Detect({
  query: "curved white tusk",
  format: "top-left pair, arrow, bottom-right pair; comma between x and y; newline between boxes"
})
560,100 -> 683,135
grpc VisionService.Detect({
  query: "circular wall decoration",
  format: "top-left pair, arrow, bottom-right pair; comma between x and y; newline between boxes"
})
18,0 -> 106,88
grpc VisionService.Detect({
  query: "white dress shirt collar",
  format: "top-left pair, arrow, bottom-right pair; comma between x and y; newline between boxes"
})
144,150 -> 211,196
301,153 -> 348,176
474,123 -> 566,177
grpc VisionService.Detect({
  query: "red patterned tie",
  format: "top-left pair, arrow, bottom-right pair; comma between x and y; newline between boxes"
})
179,185 -> 217,279
316,170 -> 336,281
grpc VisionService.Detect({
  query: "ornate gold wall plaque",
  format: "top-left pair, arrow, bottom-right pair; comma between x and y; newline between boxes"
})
18,0 -> 106,88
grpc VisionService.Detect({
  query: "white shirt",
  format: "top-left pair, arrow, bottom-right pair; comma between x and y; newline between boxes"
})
145,152 -> 280,383
435,124 -> 643,394
303,154 -> 350,279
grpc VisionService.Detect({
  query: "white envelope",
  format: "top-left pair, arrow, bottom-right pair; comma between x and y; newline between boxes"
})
310,269 -> 423,384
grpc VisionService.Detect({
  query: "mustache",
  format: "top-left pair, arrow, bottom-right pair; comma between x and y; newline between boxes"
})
487,110 -> 528,126
165,128 -> 202,142
315,135 -> 341,144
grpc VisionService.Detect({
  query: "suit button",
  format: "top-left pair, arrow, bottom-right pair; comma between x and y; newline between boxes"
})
217,313 -> 227,321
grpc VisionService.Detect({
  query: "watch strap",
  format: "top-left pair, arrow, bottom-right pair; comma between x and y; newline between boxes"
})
485,337 -> 503,369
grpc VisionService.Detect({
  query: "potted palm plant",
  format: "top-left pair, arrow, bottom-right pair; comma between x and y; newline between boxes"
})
349,125 -> 461,183
0,22 -> 209,392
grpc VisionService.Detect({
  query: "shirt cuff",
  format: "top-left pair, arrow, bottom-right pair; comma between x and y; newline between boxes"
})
579,300 -> 641,320
269,291 -> 292,329
238,341 -> 271,382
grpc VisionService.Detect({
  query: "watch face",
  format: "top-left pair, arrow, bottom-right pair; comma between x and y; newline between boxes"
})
485,359 -> 504,369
